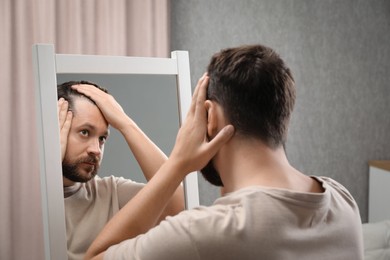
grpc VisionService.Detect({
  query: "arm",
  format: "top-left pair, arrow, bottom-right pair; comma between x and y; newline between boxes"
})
71,84 -> 184,216
84,75 -> 234,260
71,84 -> 166,180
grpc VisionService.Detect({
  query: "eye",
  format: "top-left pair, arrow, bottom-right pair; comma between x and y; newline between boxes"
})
99,135 -> 107,144
80,130 -> 89,137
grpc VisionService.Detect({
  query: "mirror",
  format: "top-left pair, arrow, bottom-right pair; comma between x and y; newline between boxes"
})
33,45 -> 200,260
57,74 -> 179,182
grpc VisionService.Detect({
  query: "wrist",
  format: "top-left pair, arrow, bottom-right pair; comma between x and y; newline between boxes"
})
164,155 -> 192,180
116,116 -> 137,134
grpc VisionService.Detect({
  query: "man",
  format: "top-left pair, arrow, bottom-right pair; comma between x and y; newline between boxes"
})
57,81 -> 184,260
84,44 -> 364,259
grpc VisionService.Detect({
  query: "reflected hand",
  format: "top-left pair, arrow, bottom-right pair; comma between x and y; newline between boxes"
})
169,74 -> 234,175
71,84 -> 131,131
58,98 -> 73,161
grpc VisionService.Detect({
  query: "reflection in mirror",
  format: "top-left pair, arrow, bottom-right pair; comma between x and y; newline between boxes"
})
57,74 -> 182,260
57,74 -> 179,182
33,44 -> 199,260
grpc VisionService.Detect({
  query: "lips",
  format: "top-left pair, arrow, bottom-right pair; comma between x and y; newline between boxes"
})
80,162 -> 96,171
80,156 -> 98,165
83,162 -> 95,166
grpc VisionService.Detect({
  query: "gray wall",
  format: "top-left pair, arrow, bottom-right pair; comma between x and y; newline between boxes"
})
171,0 -> 390,222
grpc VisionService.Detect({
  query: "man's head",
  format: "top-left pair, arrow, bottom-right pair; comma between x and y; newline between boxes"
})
57,81 -> 108,111
201,44 -> 296,186
58,81 -> 109,184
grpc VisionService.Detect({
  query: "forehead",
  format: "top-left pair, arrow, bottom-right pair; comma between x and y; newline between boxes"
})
71,97 -> 108,131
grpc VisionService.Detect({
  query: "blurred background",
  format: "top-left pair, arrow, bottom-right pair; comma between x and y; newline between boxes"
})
1,1 -> 389,259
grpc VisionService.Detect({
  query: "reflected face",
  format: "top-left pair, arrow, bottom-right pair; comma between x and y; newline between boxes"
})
62,97 -> 109,184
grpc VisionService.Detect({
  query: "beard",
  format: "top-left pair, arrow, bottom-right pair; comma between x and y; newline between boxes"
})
62,155 -> 100,183
200,160 -> 224,187
200,131 -> 225,187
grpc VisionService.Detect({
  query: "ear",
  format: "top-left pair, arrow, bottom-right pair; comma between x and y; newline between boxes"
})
204,100 -> 219,139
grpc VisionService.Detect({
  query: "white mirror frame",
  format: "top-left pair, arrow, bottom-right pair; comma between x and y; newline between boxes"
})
32,44 -> 200,260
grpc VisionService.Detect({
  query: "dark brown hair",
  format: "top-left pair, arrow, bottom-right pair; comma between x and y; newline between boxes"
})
57,80 -> 107,112
207,44 -> 295,148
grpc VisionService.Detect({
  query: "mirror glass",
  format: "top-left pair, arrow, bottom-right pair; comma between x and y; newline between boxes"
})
57,74 -> 179,182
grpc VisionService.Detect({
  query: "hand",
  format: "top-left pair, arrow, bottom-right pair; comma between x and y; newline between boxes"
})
58,98 -> 73,161
71,84 -> 131,131
169,74 -> 234,175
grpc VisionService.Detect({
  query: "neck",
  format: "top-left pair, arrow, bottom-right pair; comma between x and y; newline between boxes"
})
215,137 -> 306,194
63,177 -> 75,187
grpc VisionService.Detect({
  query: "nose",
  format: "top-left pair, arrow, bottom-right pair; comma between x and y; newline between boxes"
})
87,139 -> 102,157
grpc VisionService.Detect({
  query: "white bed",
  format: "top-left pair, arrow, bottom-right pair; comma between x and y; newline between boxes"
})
362,220 -> 390,260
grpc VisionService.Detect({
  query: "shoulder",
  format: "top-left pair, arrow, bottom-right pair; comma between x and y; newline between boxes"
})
105,209 -> 203,260
72,176 -> 144,201
90,175 -> 143,188
314,176 -> 357,202
105,205 -> 239,260
95,176 -> 145,208
161,200 -> 250,241
313,176 -> 362,222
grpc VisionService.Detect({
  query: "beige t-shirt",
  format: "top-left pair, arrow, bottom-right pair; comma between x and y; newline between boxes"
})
105,176 -> 364,260
64,176 -> 144,260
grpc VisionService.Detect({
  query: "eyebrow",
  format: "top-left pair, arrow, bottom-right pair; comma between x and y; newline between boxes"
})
79,123 -> 110,136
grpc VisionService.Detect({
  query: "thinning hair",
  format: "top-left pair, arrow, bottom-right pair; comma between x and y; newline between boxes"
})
57,80 -> 108,112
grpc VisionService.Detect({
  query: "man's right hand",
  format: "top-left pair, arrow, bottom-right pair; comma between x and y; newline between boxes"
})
169,74 -> 234,176
58,98 -> 73,161
70,84 -> 131,132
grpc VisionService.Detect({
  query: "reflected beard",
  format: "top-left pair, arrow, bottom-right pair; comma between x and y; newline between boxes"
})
62,155 -> 99,183
200,160 -> 224,187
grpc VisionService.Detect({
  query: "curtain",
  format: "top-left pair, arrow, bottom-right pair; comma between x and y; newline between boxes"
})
0,1 -> 170,259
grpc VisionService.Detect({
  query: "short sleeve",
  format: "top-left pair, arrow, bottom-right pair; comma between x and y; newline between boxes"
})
104,212 -> 199,260
114,176 -> 145,208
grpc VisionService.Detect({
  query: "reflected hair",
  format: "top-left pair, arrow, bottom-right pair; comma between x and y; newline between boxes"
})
57,80 -> 108,111
207,44 -> 296,148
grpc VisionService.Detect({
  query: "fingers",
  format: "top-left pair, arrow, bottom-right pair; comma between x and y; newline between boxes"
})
58,98 -> 73,161
206,125 -> 235,158
173,72 -> 233,173
189,73 -> 208,114
58,98 -> 73,129
71,84 -> 124,113
194,75 -> 209,120
71,83 -> 130,131
192,73 -> 207,101
71,84 -> 106,104
60,111 -> 72,162
62,111 -> 73,131
193,72 -> 234,164
58,98 -> 69,127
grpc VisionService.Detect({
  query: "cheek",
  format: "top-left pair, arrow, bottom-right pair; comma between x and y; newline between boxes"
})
65,135 -> 83,158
